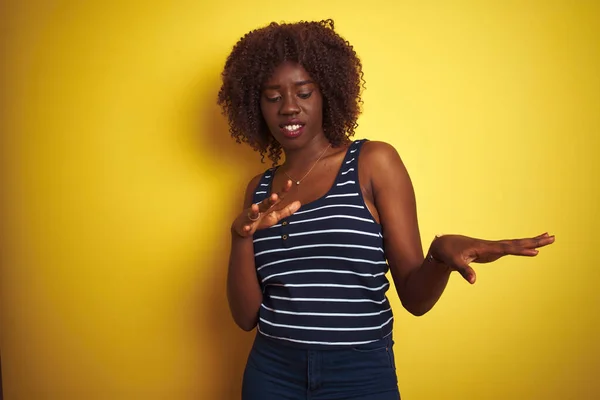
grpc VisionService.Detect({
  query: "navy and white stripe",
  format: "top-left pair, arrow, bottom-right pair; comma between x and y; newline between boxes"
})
251,139 -> 393,349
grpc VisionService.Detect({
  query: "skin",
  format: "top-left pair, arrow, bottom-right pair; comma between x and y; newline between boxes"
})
226,62 -> 555,330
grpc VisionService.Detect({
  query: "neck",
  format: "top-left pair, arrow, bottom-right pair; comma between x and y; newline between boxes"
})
282,135 -> 331,172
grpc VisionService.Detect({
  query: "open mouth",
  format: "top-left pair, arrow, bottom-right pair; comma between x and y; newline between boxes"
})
279,122 -> 305,138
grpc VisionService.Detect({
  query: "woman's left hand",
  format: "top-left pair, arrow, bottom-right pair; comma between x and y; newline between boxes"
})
429,232 -> 555,284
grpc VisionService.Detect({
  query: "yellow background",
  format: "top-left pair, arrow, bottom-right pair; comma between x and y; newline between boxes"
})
1,1 -> 598,399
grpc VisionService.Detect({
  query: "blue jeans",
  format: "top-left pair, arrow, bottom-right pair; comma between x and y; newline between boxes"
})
242,333 -> 400,400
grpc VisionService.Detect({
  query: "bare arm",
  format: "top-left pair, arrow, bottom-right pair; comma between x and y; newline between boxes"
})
364,141 -> 554,316
363,142 -> 450,316
227,177 -> 301,331
227,175 -> 263,331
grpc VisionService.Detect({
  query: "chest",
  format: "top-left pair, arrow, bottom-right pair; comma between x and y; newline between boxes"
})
270,149 -> 372,208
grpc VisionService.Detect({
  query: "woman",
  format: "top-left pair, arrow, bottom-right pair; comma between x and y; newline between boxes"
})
217,20 -> 554,399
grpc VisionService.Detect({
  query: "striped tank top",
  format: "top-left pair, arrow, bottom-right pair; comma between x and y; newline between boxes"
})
251,139 -> 393,349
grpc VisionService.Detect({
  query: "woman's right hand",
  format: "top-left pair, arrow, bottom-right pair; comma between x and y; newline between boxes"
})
232,179 -> 301,238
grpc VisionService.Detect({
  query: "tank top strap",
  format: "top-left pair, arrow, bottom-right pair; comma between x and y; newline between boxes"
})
252,167 -> 277,205
322,139 -> 368,201
333,139 -> 367,183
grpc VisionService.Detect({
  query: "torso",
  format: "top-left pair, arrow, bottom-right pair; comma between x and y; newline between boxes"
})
250,139 -> 393,349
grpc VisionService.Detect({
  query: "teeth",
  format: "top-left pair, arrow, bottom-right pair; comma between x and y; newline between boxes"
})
283,124 -> 302,131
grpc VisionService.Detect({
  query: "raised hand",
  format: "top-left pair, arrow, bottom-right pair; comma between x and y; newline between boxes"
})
232,179 -> 301,238
429,232 -> 555,284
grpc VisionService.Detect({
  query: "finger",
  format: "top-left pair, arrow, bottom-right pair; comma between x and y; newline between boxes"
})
454,264 -> 477,284
509,235 -> 555,252
491,241 -> 535,257
239,204 -> 261,234
490,245 -> 552,257
273,200 -> 302,221
258,181 -> 294,212
258,193 -> 280,213
271,180 -> 293,205
528,233 -> 555,248
535,234 -> 555,248
247,203 -> 261,221
279,179 -> 293,195
522,248 -> 540,256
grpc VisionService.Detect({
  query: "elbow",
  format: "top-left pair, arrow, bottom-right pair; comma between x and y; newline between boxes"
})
231,313 -> 258,332
226,288 -> 261,332
406,307 -> 429,317
398,288 -> 436,317
237,320 -> 257,332
401,299 -> 432,317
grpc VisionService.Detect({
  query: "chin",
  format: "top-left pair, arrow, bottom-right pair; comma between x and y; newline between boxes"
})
271,132 -> 307,148
271,128 -> 325,150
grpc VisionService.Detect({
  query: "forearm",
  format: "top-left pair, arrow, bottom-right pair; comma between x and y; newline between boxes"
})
396,248 -> 452,316
227,231 -> 263,331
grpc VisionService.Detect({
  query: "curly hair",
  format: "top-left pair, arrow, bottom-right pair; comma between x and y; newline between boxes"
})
217,19 -> 365,165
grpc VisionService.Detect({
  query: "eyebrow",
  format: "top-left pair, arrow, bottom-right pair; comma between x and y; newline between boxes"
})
263,80 -> 314,90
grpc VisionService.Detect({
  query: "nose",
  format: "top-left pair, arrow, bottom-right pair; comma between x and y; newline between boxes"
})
279,94 -> 300,115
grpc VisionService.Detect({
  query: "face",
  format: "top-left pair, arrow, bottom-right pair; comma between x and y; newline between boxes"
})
260,62 -> 325,149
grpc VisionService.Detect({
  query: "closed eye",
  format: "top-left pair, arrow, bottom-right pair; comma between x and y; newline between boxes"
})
298,92 -> 312,99
266,96 -> 281,103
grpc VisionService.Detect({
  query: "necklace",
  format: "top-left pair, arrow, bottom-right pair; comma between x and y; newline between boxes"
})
283,143 -> 331,185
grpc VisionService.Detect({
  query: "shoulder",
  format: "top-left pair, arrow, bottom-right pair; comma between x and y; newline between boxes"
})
359,140 -> 405,169
358,140 -> 412,194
